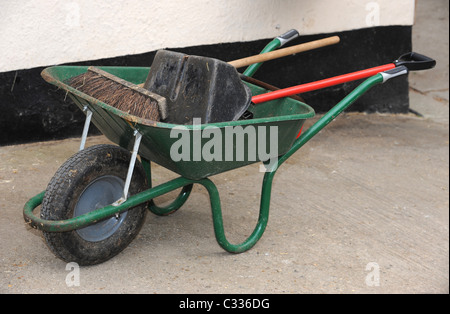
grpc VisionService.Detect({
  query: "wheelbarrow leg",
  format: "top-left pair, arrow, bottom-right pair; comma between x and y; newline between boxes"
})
141,158 -> 193,216
197,171 -> 276,253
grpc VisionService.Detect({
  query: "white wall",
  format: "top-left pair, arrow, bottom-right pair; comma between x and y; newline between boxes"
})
0,0 -> 415,72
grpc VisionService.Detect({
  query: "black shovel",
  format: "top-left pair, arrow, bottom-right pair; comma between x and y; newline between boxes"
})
143,36 -> 340,124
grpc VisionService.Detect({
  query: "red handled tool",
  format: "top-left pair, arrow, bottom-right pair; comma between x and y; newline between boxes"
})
252,52 -> 435,105
252,64 -> 394,104
248,52 -> 436,138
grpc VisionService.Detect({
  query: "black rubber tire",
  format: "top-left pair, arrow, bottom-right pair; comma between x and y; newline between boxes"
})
41,144 -> 148,266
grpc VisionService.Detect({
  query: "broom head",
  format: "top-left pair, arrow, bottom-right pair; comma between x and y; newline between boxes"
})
68,66 -> 167,122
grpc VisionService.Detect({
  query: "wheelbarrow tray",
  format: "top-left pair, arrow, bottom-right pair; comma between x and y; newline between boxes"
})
42,66 -> 315,180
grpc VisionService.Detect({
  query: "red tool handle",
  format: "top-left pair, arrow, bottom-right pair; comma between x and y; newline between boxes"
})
252,52 -> 436,104
251,63 -> 396,104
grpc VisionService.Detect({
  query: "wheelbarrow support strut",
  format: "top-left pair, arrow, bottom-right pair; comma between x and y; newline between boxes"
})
79,106 -> 93,151
113,130 -> 143,206
23,66 -> 413,253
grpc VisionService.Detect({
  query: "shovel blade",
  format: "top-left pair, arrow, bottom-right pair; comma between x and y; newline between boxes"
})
143,50 -> 252,124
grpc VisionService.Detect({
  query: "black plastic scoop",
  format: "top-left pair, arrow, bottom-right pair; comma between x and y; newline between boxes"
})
143,50 -> 252,125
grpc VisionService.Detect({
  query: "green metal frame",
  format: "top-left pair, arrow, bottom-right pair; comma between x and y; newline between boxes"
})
243,29 -> 299,77
24,74 -> 385,253
243,39 -> 282,78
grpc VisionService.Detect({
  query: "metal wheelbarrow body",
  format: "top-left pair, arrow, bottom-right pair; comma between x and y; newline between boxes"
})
24,52 -> 435,266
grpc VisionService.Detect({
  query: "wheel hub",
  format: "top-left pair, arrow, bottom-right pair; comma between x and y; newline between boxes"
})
74,175 -> 127,242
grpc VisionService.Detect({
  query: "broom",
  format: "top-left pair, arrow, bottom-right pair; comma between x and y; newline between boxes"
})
68,66 -> 167,121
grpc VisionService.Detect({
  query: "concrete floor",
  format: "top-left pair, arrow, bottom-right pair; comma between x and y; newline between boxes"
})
1,0 -> 448,294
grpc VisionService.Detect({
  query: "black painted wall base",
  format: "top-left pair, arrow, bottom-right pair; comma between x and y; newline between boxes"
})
0,26 -> 411,145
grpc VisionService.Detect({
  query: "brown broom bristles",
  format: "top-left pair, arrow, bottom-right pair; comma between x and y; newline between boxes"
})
68,68 -> 161,121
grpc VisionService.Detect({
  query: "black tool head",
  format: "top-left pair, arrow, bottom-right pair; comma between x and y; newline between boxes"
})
143,50 -> 252,124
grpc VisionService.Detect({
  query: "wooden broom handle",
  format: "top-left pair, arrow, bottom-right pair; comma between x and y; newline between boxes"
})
138,36 -> 340,87
228,36 -> 340,68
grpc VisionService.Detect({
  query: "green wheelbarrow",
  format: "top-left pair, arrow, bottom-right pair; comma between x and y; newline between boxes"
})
23,51 -> 435,266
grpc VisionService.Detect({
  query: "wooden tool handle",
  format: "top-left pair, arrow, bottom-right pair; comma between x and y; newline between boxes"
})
138,36 -> 341,88
228,36 -> 340,68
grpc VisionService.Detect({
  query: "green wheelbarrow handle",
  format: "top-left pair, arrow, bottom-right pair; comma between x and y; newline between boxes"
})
271,66 -> 414,173
243,29 -> 300,77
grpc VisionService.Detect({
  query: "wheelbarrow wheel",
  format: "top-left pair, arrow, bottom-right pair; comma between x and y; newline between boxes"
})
41,144 -> 148,266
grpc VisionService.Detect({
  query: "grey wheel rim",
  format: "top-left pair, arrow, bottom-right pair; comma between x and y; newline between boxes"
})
74,175 -> 127,242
